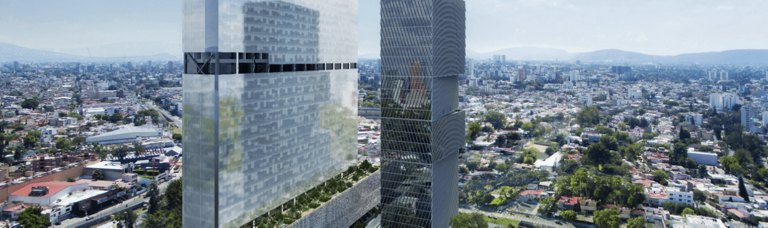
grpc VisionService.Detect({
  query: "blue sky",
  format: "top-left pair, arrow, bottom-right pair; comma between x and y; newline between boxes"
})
2,0 -> 768,57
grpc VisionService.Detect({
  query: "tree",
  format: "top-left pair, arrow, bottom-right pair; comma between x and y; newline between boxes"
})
55,138 -> 72,152
720,156 -> 744,175
20,97 -> 40,110
561,210 -> 577,221
450,213 -> 488,228
681,208 -> 695,217
678,128 -> 691,141
148,183 -> 161,214
18,206 -> 50,228
593,208 -> 620,228
627,217 -> 645,228
467,122 -> 482,141
108,113 -> 124,123
485,111 -> 506,129
694,189 -> 708,203
172,133 -> 183,142
584,143 -> 611,165
23,130 -> 41,149
738,176 -> 750,202
116,210 -> 137,228
133,142 -> 146,156
652,170 -> 669,186
165,179 -> 183,211
576,106 -> 600,127
670,142 -> 689,166
92,169 -> 105,180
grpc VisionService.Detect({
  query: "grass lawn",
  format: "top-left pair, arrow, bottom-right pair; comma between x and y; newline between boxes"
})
171,126 -> 181,135
484,216 -> 520,227
524,142 -> 549,159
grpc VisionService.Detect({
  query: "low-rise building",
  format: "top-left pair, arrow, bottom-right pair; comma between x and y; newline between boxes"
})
687,150 -> 718,166
8,182 -> 88,206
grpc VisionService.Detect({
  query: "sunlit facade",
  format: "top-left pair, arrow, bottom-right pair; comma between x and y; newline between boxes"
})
379,0 -> 466,227
182,0 -> 357,227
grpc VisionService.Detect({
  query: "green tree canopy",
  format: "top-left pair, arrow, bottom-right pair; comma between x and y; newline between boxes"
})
467,121 -> 482,141
576,106 -> 600,127
450,213 -> 488,228
626,216 -> 645,228
593,208 -> 620,228
20,97 -> 40,110
484,111 -> 507,129
652,170 -> 669,186
18,206 -> 50,228
681,208 -> 695,217
560,210 -> 577,221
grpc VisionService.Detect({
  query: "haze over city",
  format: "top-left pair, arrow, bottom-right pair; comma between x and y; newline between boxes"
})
2,0 -> 768,57
2,1 -> 768,228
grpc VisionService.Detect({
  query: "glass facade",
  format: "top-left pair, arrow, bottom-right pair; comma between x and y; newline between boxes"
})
182,0 -> 357,227
380,0 -> 466,227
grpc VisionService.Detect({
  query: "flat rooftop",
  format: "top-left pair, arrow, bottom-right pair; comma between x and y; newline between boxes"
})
54,189 -> 108,206
11,181 -> 79,197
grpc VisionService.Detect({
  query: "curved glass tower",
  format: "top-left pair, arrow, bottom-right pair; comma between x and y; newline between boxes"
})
379,0 -> 466,227
182,0 -> 357,227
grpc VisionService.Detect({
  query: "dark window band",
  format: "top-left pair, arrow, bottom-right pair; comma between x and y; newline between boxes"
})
184,52 -> 356,75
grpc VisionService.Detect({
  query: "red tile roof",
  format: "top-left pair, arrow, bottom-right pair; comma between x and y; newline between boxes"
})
11,181 -> 79,198
519,189 -> 544,196
559,196 -> 580,205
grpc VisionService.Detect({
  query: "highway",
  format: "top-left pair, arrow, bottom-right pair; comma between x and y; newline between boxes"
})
143,101 -> 182,130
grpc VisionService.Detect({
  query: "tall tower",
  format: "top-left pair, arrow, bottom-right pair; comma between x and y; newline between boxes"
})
182,0 -> 358,227
379,0 -> 465,227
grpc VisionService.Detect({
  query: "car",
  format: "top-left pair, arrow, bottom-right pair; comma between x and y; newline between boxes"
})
555,221 -> 563,225
85,216 -> 94,221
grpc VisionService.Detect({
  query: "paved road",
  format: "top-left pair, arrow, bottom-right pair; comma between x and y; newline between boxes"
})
56,196 -> 146,228
56,172 -> 182,228
144,101 -> 182,130
459,208 -> 574,228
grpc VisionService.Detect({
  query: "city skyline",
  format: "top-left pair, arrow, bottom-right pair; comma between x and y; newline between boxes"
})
3,0 -> 768,57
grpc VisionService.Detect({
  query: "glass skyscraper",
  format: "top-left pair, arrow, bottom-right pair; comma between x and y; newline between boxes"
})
379,0 -> 466,227
182,0 -> 357,227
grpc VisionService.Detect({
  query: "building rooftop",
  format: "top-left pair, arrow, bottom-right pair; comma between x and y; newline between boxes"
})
11,181 -> 79,198
54,189 -> 107,206
85,161 -> 125,171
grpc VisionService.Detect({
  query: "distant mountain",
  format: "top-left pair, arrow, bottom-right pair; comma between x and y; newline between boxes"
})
572,49 -> 657,63
671,50 -> 768,65
471,47 -> 768,66
0,43 -> 179,63
470,47 -> 573,61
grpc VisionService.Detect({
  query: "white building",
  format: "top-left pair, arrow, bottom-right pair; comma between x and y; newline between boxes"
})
762,111 -> 768,127
8,182 -> 88,206
667,189 -> 693,205
671,215 -> 726,228
687,150 -> 718,166
86,126 -> 162,145
629,89 -> 643,100
684,113 -> 703,126
742,104 -> 757,133
720,71 -> 729,81
709,93 -> 739,112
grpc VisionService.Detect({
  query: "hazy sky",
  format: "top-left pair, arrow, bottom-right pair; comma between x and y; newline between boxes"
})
1,0 -> 767,57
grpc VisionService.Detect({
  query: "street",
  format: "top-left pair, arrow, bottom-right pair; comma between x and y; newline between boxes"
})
142,100 -> 182,130
55,172 -> 182,228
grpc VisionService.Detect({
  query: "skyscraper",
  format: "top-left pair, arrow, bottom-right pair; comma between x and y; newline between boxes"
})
182,0 -> 357,227
379,0 -> 466,227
